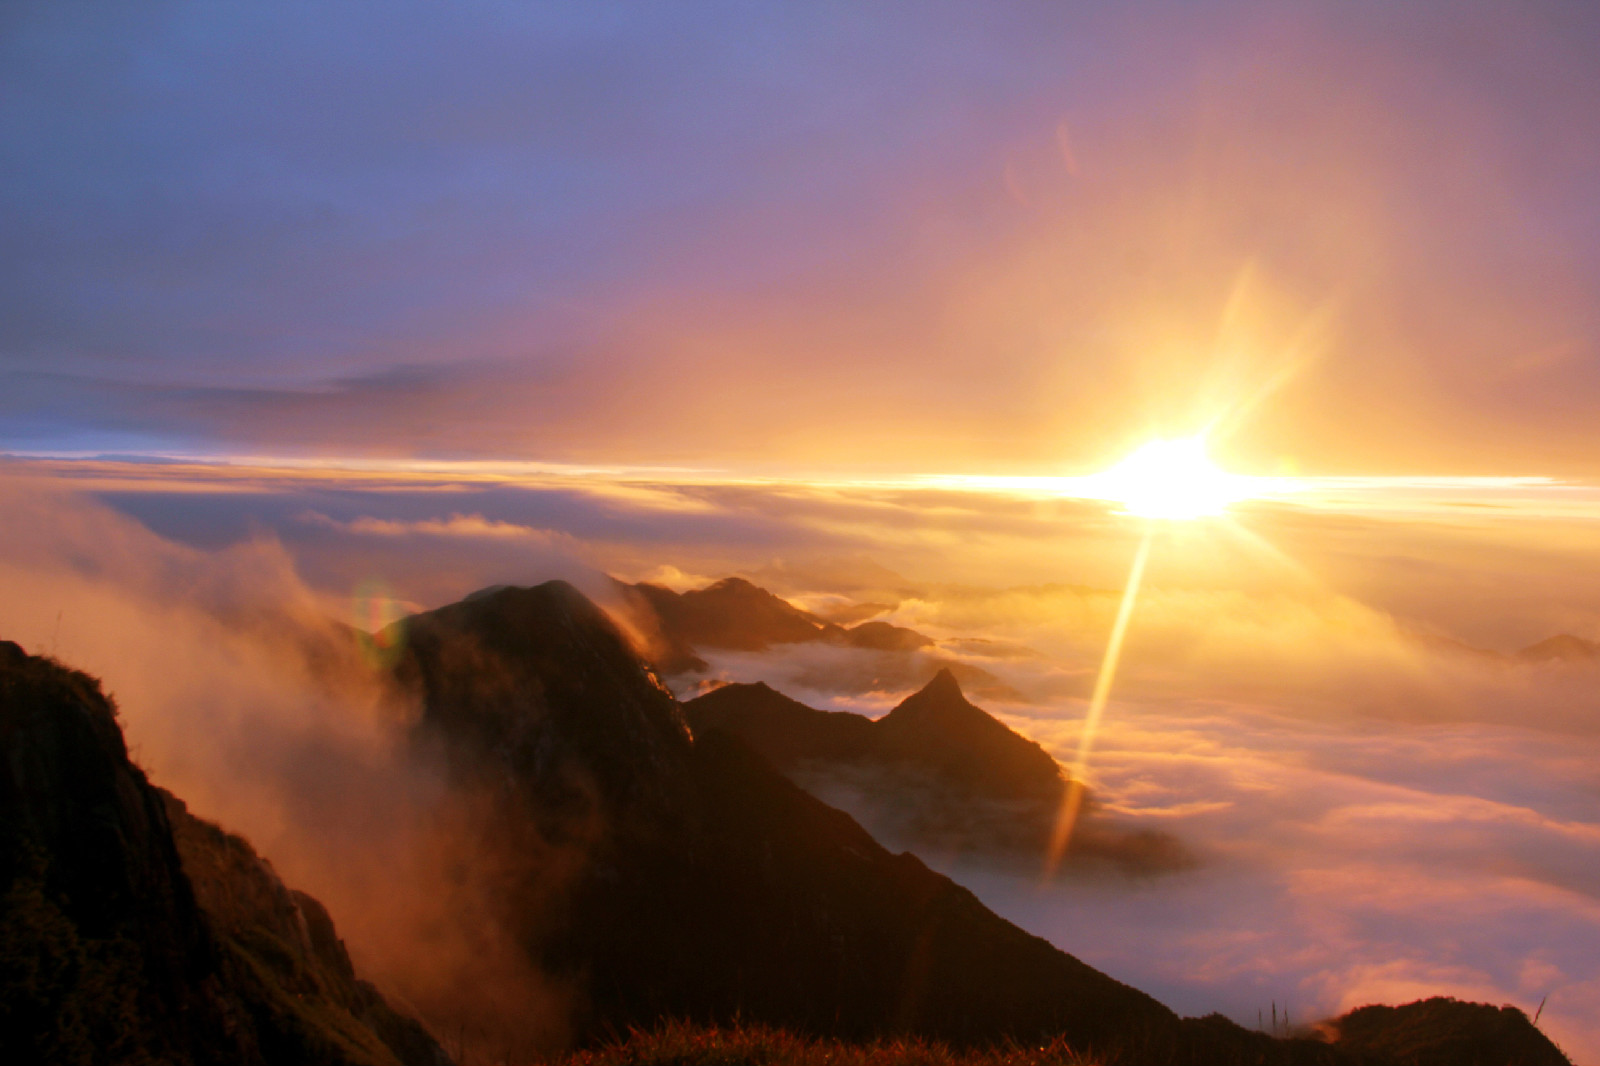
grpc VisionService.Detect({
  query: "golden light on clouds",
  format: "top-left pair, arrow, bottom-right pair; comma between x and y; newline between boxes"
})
1042,436 -> 1265,878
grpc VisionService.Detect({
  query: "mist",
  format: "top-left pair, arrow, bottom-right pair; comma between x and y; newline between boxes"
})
6,468 -> 1600,1059
684,594 -> 1600,1059
0,477 -> 580,1060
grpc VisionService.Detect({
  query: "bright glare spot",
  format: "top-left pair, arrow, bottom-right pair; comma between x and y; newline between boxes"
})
1086,436 -> 1259,519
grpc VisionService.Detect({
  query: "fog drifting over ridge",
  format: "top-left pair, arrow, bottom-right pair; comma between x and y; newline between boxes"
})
1,462 -> 1597,1058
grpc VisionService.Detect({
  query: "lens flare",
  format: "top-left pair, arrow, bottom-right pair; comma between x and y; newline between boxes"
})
353,578 -> 408,669
1043,525 -> 1153,881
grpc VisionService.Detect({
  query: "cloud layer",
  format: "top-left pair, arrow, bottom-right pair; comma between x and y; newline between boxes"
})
4,465 -> 1599,1058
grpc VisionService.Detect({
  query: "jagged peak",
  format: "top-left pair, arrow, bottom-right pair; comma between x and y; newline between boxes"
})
874,668 -> 1010,741
880,667 -> 1052,748
887,667 -> 973,717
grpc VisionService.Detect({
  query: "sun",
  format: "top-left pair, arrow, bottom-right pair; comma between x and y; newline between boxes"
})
1086,436 -> 1259,519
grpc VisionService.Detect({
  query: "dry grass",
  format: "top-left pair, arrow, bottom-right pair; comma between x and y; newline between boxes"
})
552,1019 -> 1102,1066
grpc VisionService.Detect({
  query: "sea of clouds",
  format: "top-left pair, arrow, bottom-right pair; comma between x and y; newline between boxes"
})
4,463 -> 1597,1059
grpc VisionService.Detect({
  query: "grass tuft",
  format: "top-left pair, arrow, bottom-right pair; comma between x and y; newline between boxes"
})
552,1019 -> 1102,1066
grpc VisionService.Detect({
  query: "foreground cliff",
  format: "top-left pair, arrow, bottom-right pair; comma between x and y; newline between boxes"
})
0,640 -> 450,1066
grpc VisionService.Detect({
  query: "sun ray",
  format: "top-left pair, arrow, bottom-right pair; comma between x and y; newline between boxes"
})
1043,522 -> 1154,880
1213,513 -> 1325,589
1202,298 -> 1338,448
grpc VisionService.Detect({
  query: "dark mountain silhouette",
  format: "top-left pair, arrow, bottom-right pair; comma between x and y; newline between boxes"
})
387,583 -> 1199,1050
1332,997 -> 1567,1066
687,671 -> 1059,802
874,669 -> 1062,800
396,580 -> 693,826
387,583 -> 1568,1063
1516,634 -> 1600,663
159,789 -> 452,1066
630,576 -> 835,651
0,640 -> 449,1066
818,600 -> 897,626
686,680 -> 880,765
620,576 -> 1022,700
625,575 -> 939,656
685,674 -> 1191,875
840,619 -> 935,652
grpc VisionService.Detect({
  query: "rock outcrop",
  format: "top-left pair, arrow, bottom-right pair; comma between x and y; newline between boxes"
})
1333,997 -> 1568,1066
0,639 -> 449,1066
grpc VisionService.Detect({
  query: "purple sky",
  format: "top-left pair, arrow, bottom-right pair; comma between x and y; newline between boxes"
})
5,2 -> 1600,473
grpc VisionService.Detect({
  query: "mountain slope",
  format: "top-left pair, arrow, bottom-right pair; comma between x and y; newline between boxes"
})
393,584 -> 1555,1062
670,730 -> 1172,1043
388,583 -> 1186,1049
685,671 -> 1063,803
684,680 -> 880,763
872,669 -> 1063,802
160,790 -> 451,1066
625,575 -> 937,654
631,577 -> 835,651
393,580 -> 693,821
686,673 -> 1191,875
0,639 -> 450,1066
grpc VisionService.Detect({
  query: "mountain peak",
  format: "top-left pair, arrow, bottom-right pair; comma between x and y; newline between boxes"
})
395,579 -> 692,815
924,666 -> 963,696
446,579 -> 610,632
882,667 -> 980,726
875,668 -> 1064,802
627,575 -> 826,652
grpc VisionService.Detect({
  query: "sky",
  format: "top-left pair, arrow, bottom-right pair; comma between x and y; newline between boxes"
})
5,1 -> 1600,475
5,1 -> 1600,1061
